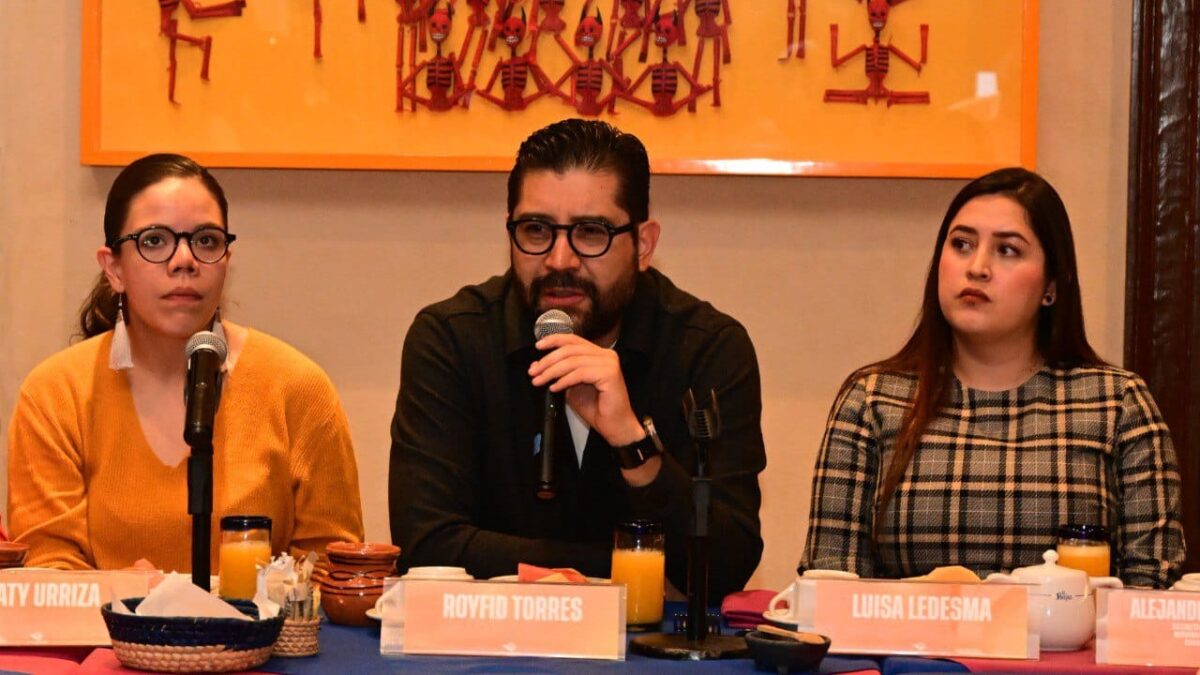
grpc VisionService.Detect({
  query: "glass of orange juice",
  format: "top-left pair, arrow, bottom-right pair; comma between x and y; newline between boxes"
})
610,520 -> 665,631
1056,524 -> 1111,577
218,515 -> 272,599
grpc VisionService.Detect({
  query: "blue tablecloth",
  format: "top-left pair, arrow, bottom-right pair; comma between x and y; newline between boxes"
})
260,603 -> 891,674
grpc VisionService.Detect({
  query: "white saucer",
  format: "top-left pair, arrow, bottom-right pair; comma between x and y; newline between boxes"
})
761,608 -> 801,630
762,608 -> 798,627
365,607 -> 382,621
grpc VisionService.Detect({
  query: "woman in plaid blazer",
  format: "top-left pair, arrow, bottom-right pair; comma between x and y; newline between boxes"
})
801,168 -> 1184,588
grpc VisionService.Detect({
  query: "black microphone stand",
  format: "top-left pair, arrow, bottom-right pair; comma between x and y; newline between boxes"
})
629,389 -> 748,660
185,435 -> 214,591
183,360 -> 222,591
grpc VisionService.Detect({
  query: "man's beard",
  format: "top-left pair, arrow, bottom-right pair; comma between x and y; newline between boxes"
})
519,267 -> 638,341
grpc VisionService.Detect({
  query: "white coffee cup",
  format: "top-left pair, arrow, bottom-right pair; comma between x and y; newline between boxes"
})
376,567 -> 474,619
768,569 -> 859,628
401,566 -> 473,581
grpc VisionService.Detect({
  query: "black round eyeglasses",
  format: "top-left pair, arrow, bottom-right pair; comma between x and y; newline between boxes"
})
108,225 -> 236,264
506,218 -> 635,258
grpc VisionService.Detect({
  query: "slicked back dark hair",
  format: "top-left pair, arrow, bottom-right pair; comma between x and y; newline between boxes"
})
78,153 -> 229,338
506,119 -> 650,224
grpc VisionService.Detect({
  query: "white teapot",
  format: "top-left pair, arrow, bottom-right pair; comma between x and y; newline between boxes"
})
985,549 -> 1123,652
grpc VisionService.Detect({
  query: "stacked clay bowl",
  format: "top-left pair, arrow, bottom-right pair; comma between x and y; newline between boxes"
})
0,542 -> 29,570
319,542 -> 400,626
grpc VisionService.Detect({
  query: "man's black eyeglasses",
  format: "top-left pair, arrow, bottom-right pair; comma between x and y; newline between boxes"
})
108,225 -> 236,264
506,218 -> 635,258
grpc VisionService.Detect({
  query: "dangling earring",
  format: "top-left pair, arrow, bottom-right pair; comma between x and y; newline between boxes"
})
212,307 -> 227,344
1042,292 -> 1056,307
109,292 -> 134,370
210,307 -> 234,372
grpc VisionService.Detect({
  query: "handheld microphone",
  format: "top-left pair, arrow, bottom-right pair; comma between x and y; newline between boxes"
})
183,331 -> 228,446
534,309 -> 574,500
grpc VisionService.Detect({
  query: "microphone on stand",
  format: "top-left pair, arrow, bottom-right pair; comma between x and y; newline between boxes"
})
682,389 -> 718,644
184,331 -> 227,445
183,330 -> 228,590
534,309 -> 574,500
630,388 -> 748,660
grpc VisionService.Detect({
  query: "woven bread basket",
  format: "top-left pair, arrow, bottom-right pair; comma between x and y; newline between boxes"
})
101,597 -> 284,673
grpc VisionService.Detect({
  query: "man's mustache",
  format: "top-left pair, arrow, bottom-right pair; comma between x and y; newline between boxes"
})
531,272 -> 598,300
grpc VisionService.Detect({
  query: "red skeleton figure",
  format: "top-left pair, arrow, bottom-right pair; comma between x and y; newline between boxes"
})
620,10 -> 709,117
477,8 -> 554,110
458,0 -> 493,92
538,0 -> 567,33
604,0 -> 654,64
313,0 -> 368,59
157,0 -> 246,102
551,3 -> 627,116
782,0 -> 807,59
603,0 -> 656,113
678,0 -> 731,109
400,3 -> 470,110
825,0 -> 929,105
486,0 -> 535,51
531,0 -> 580,64
396,0 -> 434,112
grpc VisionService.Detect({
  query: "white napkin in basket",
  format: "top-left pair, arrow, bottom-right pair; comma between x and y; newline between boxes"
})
134,573 -> 252,621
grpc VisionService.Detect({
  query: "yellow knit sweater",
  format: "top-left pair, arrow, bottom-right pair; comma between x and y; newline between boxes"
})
6,329 -> 364,571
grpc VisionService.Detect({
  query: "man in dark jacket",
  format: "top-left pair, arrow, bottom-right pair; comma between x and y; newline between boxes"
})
389,119 -> 766,600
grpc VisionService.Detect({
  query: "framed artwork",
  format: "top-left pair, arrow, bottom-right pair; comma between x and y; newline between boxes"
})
81,0 -> 1037,177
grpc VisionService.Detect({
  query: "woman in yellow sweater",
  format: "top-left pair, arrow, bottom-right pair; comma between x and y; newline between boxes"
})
6,153 -> 364,571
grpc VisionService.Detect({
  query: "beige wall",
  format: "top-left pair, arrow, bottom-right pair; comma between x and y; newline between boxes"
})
0,1 -> 1131,589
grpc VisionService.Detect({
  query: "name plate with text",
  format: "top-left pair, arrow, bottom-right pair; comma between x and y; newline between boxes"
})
813,579 -> 1033,659
0,569 -> 155,645
1097,588 -> 1200,668
403,580 -> 626,660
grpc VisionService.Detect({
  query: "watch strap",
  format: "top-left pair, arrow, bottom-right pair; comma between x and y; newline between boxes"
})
614,417 -> 664,470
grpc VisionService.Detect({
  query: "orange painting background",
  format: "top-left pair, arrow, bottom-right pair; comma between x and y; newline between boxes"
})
81,0 -> 1036,176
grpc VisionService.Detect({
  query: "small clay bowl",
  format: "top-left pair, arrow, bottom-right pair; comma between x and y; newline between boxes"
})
325,544 -> 399,577
744,630 -> 831,674
0,542 -> 30,569
325,542 -> 400,562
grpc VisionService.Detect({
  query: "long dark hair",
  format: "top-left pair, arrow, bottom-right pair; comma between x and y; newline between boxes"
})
861,167 -> 1104,540
79,153 -> 229,338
